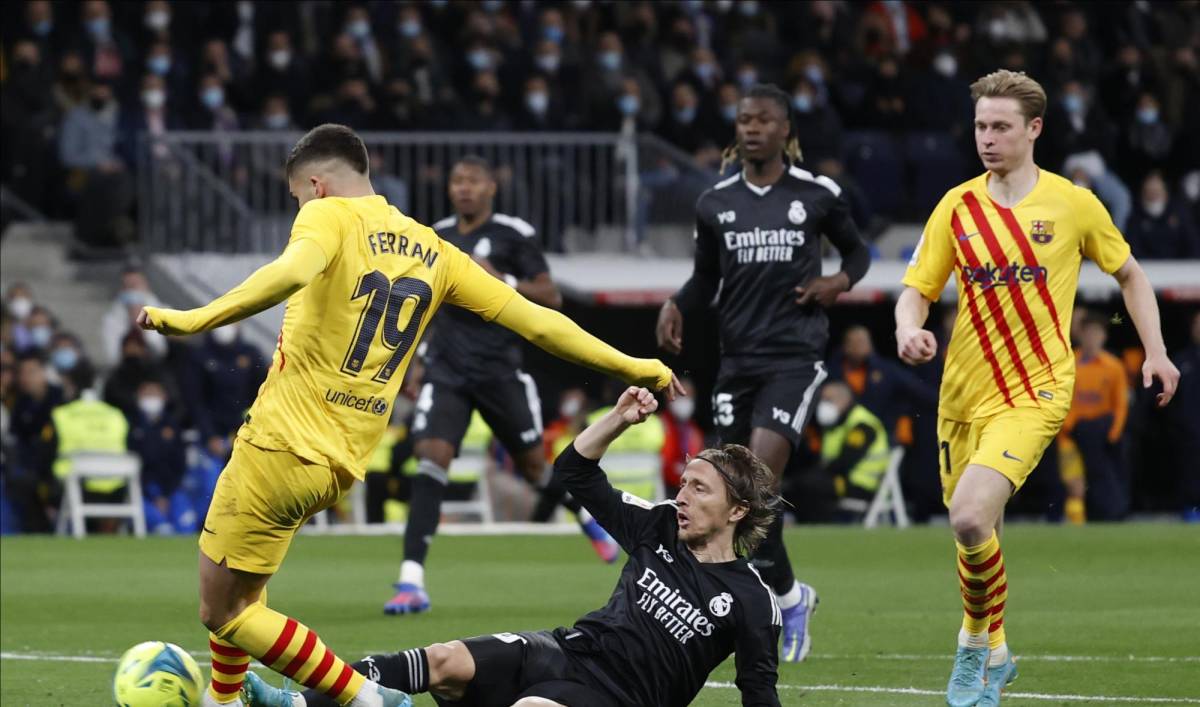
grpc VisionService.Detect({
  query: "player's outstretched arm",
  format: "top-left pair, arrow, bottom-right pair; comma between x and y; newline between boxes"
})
573,386 -> 658,460
894,286 -> 938,365
493,294 -> 685,398
136,239 -> 326,336
1112,256 -> 1180,406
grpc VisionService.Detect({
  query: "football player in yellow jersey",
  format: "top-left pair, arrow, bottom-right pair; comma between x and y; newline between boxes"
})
893,71 -> 1179,707
137,124 -> 683,707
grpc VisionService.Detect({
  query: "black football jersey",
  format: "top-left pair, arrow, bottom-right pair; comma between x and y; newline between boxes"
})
422,213 -> 550,382
675,166 -> 868,364
554,445 -> 781,707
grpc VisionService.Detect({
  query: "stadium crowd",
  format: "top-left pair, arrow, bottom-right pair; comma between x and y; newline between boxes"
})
1,0 -> 1199,252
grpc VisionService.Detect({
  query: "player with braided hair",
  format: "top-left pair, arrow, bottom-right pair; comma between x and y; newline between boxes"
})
657,83 -> 871,663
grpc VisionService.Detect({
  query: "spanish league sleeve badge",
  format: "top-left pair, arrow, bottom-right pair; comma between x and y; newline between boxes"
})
1030,220 -> 1055,244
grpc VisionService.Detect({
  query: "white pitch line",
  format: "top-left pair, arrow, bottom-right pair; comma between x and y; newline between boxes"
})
704,681 -> 1200,704
5,652 -> 1197,704
816,652 -> 1200,664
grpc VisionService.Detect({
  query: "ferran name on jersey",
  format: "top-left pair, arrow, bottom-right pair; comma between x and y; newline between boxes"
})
367,231 -> 439,268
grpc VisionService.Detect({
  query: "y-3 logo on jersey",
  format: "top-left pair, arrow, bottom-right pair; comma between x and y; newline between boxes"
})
656,544 -> 675,563
717,210 -> 737,224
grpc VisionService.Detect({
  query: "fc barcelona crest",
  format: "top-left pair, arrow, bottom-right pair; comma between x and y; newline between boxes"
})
1030,220 -> 1055,244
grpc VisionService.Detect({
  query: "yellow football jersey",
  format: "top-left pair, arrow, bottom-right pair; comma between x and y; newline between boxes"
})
903,170 -> 1131,421
237,195 -> 515,479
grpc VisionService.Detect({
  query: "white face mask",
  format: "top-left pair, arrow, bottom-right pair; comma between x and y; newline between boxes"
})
559,398 -> 582,418
669,398 -> 695,421
211,326 -> 238,345
141,89 -> 166,110
8,296 -> 33,320
1143,199 -> 1167,218
138,395 -> 166,419
815,400 -> 840,427
268,50 -> 291,71
1183,172 -> 1200,202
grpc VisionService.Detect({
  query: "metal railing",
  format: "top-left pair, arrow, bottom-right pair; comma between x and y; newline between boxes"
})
137,130 -> 649,254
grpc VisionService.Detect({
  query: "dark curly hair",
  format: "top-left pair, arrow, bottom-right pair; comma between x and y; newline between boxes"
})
719,83 -> 803,175
693,444 -> 779,557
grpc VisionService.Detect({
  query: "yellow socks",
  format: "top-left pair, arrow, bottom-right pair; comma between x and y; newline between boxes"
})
956,532 -> 1008,650
207,634 -> 250,703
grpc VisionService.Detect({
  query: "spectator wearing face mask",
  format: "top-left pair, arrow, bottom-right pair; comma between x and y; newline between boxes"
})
128,378 -> 194,534
73,0 -> 133,84
180,324 -> 267,461
515,74 -> 565,131
58,79 -> 135,247
582,32 -> 661,131
255,31 -> 310,119
117,73 -> 182,171
17,1 -> 61,62
656,81 -> 718,158
1121,92 -> 1174,183
907,50 -> 973,136
789,76 -> 844,166
104,331 -> 179,421
815,380 -> 890,521
1125,172 -> 1200,260
543,387 -> 590,462
659,377 -> 704,499
47,332 -> 96,401
101,267 -> 167,367
342,5 -> 385,85
1043,80 -> 1132,232
15,306 -> 56,355
5,285 -> 39,353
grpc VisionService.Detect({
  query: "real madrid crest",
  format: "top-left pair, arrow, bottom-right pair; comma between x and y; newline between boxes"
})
1030,220 -> 1054,244
788,200 -> 807,225
708,592 -> 734,617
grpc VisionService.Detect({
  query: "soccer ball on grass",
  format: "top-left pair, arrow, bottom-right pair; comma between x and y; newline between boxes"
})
113,641 -> 203,707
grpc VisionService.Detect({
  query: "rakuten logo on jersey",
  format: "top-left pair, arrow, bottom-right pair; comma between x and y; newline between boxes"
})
723,227 -> 805,264
960,262 -> 1048,290
635,568 -> 716,644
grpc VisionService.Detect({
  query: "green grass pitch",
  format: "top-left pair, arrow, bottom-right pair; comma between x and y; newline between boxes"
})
2,524 -> 1198,706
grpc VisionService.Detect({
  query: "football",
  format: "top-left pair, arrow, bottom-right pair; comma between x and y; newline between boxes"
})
112,641 -> 203,707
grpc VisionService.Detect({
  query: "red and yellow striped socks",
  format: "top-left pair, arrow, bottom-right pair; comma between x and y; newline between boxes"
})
214,602 -> 367,705
208,635 -> 251,703
956,532 -> 1008,653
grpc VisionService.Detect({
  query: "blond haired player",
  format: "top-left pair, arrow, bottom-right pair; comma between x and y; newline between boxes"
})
894,71 -> 1179,707
138,124 -> 683,707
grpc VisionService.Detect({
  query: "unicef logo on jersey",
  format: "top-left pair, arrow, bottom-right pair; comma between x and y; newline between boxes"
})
708,592 -> 734,618
787,200 -> 807,225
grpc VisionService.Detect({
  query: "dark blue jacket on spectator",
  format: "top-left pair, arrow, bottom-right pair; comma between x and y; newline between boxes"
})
180,334 -> 267,443
128,409 -> 187,497
11,385 -> 64,479
1126,198 -> 1200,259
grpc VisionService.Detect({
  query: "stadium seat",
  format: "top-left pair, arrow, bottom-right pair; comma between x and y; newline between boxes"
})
905,132 -> 970,216
843,132 -> 905,218
863,447 -> 910,529
441,411 -> 495,525
55,452 -> 147,539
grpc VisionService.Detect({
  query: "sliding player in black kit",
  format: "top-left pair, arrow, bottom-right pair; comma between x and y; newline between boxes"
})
244,387 -> 781,707
656,84 -> 871,662
386,156 -> 621,616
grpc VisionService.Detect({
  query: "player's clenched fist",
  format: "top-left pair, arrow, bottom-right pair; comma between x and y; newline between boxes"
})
896,326 -> 938,365
614,386 -> 659,424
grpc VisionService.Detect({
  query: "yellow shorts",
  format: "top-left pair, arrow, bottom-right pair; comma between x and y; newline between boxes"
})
938,404 -> 1068,507
199,438 -> 353,574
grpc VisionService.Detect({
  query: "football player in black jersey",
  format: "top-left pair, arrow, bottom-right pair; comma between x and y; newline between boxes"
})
245,387 -> 781,707
385,157 -> 621,617
656,84 -> 871,662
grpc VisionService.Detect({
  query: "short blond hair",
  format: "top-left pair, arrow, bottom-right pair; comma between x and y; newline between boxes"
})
970,70 -> 1047,123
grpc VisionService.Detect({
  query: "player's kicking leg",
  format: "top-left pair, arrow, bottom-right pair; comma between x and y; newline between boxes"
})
200,440 -> 410,707
944,465 -> 1011,707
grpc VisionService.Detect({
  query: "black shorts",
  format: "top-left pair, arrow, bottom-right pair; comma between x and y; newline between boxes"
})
432,630 -> 619,707
411,369 -> 543,454
712,358 -> 829,448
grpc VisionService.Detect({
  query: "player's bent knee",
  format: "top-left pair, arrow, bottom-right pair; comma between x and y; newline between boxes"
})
510,699 -> 566,707
948,504 -> 992,543
425,641 -> 473,688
